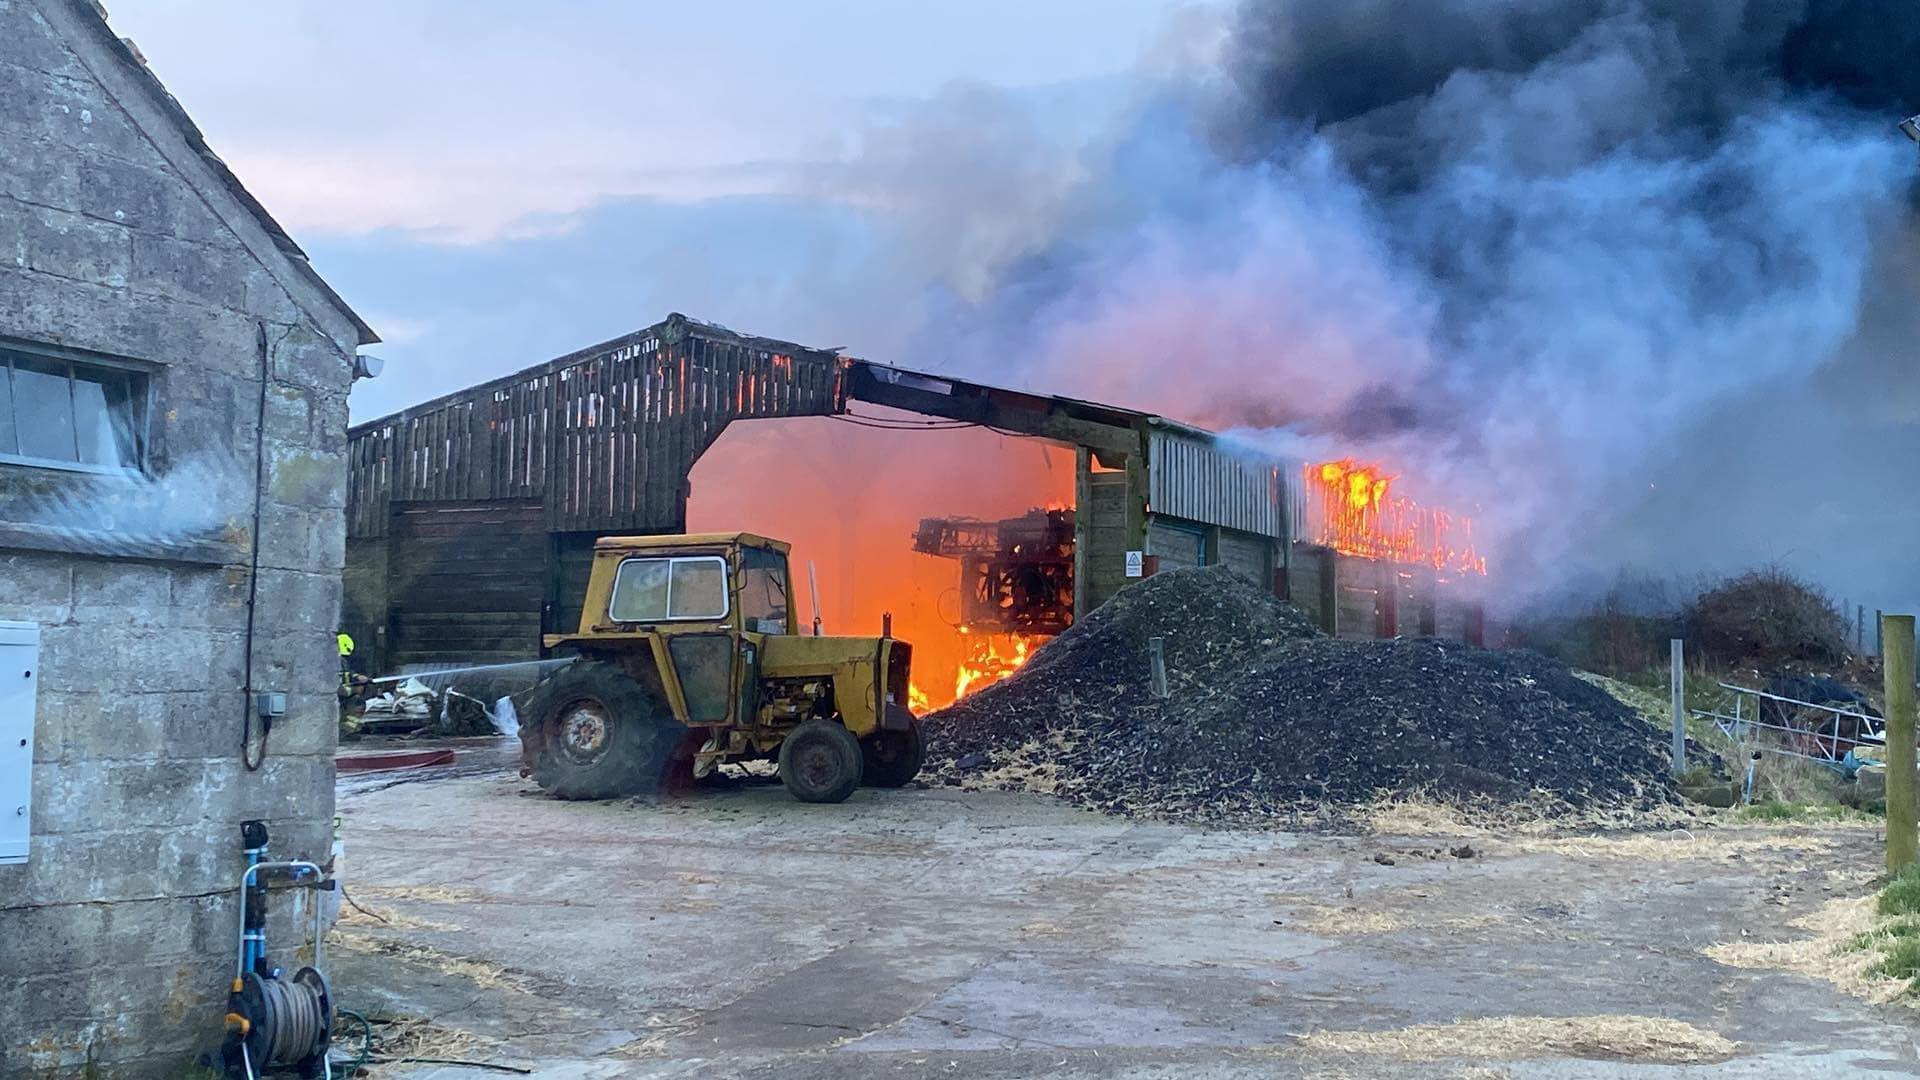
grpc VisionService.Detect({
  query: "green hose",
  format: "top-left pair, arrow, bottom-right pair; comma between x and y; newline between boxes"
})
329,1009 -> 374,1079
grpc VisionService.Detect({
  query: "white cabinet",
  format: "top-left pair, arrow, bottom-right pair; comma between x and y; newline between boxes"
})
0,621 -> 39,864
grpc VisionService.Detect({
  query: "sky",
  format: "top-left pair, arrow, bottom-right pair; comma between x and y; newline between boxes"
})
104,0 -> 1214,418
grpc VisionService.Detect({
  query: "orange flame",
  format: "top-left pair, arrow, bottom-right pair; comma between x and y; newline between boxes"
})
952,626 -> 1037,700
1306,459 -> 1487,575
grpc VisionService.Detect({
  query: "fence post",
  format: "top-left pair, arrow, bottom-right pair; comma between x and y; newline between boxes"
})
1148,636 -> 1169,700
1884,614 -> 1917,874
1669,638 -> 1686,776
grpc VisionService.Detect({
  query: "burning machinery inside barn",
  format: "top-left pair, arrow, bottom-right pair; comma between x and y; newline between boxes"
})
912,509 -> 1075,636
911,508 -> 1074,701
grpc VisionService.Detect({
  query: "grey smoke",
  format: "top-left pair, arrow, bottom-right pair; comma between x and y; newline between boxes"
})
0,457 -> 239,560
890,0 -> 1919,613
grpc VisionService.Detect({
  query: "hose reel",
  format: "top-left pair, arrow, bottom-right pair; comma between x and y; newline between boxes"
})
222,821 -> 334,1079
230,968 -> 331,1077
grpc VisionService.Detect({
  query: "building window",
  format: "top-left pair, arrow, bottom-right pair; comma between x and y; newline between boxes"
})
0,347 -> 148,472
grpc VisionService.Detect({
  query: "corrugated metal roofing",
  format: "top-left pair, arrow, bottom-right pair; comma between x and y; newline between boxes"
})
1146,426 -> 1291,539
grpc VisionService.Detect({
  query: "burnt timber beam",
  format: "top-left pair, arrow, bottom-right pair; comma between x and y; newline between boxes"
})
846,361 -> 1140,459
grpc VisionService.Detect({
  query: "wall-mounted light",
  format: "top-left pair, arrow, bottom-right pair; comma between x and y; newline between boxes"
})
1901,114 -> 1920,144
353,353 -> 385,380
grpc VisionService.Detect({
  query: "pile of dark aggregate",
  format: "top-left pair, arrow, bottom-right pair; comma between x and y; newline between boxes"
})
922,565 -> 1674,824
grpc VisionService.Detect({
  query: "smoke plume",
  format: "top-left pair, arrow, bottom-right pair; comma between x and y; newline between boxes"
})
894,0 -> 1920,612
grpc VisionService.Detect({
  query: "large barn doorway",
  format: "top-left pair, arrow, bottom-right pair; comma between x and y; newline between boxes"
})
687,408 -> 1074,709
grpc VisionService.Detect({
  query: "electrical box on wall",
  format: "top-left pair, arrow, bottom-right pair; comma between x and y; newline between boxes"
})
0,621 -> 39,865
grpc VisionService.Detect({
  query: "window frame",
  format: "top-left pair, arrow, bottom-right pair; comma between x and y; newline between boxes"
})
737,545 -> 792,634
609,555 -> 731,624
0,339 -> 153,476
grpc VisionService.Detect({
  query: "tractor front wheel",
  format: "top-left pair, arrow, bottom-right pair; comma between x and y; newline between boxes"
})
778,719 -> 863,803
862,708 -> 924,788
523,661 -> 683,800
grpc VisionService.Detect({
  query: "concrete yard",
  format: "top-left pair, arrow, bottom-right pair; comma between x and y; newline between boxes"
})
331,747 -> 1918,1079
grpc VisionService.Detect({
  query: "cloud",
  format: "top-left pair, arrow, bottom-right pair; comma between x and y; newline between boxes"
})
104,0 -> 1208,243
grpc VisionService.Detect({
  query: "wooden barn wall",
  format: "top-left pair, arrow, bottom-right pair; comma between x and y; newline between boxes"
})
386,500 -> 547,668
549,532 -> 606,640
1145,519 -> 1207,569
1287,543 -> 1336,634
1308,548 -> 1486,645
345,319 -> 846,541
1215,527 -> 1274,586
1074,449 -> 1136,615
1334,555 -> 1386,640
340,536 -> 390,673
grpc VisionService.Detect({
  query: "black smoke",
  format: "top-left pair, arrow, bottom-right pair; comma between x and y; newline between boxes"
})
899,0 -> 1919,613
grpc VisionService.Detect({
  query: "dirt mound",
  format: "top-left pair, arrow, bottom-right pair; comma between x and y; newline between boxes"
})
923,566 -> 1673,825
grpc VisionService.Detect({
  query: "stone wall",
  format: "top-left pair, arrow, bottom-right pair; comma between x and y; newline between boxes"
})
0,1 -> 362,1074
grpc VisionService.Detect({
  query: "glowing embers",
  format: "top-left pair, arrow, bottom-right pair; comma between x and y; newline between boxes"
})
1306,459 -> 1486,575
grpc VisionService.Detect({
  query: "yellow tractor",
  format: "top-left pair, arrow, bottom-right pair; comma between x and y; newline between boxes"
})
518,532 -> 922,803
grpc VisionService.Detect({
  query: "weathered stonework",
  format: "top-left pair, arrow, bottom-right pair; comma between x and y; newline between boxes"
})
0,2 -> 372,1073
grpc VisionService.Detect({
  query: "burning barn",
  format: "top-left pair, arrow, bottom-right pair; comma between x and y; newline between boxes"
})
342,314 -> 1488,704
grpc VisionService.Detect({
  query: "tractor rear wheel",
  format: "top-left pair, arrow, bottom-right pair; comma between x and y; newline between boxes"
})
778,719 -> 863,803
862,707 -> 924,788
524,661 -> 683,800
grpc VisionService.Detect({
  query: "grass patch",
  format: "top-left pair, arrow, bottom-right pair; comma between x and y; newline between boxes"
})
1849,919 -> 1920,952
1872,936 -> 1920,982
1878,863 -> 1920,917
1734,800 -> 1876,823
1841,867 -> 1920,995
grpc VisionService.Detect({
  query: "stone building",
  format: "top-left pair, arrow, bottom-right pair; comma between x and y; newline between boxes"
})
0,1 -> 374,1073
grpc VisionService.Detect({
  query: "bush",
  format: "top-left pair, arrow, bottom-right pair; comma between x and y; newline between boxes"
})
1683,568 -> 1848,667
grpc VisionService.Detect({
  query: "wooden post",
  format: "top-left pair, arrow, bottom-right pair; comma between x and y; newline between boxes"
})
1884,614 -> 1917,874
1148,637 -> 1168,700
1073,446 -> 1093,618
1669,638 -> 1687,776
1377,561 -> 1399,639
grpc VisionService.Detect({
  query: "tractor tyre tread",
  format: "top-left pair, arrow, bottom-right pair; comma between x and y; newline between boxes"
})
862,708 -> 925,788
524,660 -> 680,800
778,718 -> 863,804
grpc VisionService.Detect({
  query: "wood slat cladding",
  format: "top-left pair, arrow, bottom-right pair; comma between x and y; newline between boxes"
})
346,314 -> 847,540
386,500 -> 546,667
